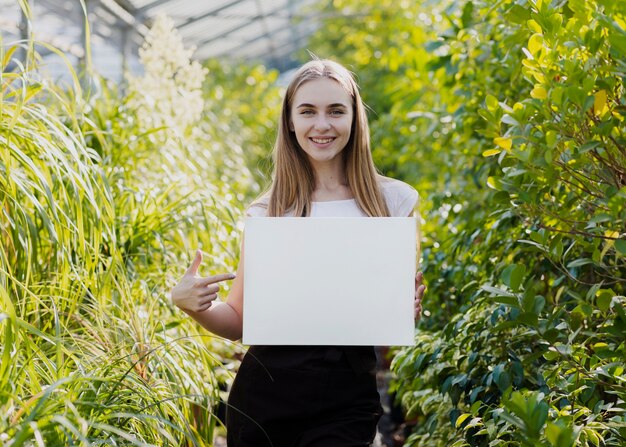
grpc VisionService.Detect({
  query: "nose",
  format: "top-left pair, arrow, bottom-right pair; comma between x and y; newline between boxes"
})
313,115 -> 331,131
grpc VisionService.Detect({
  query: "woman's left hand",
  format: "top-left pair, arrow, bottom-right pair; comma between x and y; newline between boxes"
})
415,271 -> 426,321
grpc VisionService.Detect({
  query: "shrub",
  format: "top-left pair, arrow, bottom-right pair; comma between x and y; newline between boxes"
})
308,0 -> 626,445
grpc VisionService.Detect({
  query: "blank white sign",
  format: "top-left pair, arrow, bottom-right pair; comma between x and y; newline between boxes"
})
243,217 -> 416,346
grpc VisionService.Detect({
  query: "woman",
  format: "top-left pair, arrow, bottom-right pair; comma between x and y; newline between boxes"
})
171,58 -> 426,446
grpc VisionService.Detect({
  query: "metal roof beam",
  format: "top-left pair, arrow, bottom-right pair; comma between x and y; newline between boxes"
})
258,27 -> 317,57
253,0 -> 278,68
212,21 -> 315,58
137,0 -> 180,14
222,27 -> 318,71
112,0 -> 139,14
178,0 -> 248,29
99,0 -> 149,35
195,0 -> 308,48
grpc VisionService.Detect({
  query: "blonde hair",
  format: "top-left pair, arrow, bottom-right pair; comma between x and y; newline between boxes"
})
264,58 -> 389,217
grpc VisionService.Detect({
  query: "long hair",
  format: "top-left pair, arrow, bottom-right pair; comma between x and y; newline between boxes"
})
265,58 -> 389,217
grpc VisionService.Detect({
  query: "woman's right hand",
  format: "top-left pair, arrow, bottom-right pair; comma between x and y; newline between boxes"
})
170,249 -> 236,313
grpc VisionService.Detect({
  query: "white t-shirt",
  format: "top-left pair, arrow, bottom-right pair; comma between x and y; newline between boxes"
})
247,177 -> 419,218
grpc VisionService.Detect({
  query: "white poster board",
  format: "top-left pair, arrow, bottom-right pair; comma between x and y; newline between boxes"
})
243,217 -> 416,346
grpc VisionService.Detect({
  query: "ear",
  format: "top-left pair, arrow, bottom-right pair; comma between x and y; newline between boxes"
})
288,120 -> 294,132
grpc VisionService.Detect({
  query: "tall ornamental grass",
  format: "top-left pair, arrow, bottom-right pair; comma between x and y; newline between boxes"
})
0,12 -> 278,445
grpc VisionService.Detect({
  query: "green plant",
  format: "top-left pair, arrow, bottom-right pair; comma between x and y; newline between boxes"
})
0,8 -> 279,444
307,0 -> 626,445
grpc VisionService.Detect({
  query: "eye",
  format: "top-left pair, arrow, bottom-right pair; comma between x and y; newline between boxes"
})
300,110 -> 314,115
330,109 -> 345,115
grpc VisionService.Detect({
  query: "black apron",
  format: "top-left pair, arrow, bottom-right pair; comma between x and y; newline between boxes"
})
226,345 -> 383,447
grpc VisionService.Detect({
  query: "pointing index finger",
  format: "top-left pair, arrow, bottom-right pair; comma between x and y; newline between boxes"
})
199,273 -> 236,286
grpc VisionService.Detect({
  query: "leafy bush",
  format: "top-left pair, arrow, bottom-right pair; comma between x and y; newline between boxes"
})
308,0 -> 625,445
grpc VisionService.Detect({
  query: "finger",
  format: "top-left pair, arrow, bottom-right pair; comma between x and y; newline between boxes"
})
415,284 -> 426,299
197,283 -> 220,295
198,290 -> 219,301
415,302 -> 422,315
197,301 -> 214,312
199,294 -> 218,306
415,271 -> 424,286
185,249 -> 203,276
199,273 -> 236,286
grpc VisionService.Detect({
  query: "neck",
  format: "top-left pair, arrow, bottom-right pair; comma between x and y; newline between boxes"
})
310,159 -> 351,200
312,159 -> 346,185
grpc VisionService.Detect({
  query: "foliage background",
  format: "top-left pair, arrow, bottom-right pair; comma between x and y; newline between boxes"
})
1,0 -> 625,445
1,13 -> 281,445
306,0 -> 626,445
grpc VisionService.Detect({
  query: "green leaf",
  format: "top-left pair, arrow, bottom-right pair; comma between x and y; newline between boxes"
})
461,1 -> 474,28
615,239 -> 626,255
596,289 -> 614,312
530,401 -> 549,437
585,428 -> 601,447
501,114 -> 519,126
532,295 -> 545,315
583,94 -> 595,112
506,4 -> 531,23
531,84 -> 548,99
572,304 -> 593,316
530,229 -> 547,244
469,386 -> 484,403
528,33 -> 544,55
496,370 -> 511,392
566,258 -> 594,268
482,285 -> 517,297
486,94 -> 499,112
455,413 -> 471,428
588,213 -> 613,224
545,420 -> 577,447
501,264 -> 526,292
487,176 -> 503,190
541,328 -> 560,343
591,342 -> 610,352
544,350 -> 559,361
578,141 -> 601,153
470,401 -> 482,415
554,343 -> 572,356
483,148 -> 502,157
493,191 -> 510,203
603,15 -> 626,57
545,130 -> 557,147
493,295 -> 519,307
594,90 -> 608,116
494,136 -> 512,150
527,19 -> 543,34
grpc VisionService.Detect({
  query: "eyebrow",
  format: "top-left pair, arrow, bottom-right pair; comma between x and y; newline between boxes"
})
295,103 -> 349,109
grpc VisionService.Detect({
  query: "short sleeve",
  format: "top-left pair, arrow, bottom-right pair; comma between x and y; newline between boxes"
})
246,196 -> 269,217
380,178 -> 419,217
395,185 -> 419,217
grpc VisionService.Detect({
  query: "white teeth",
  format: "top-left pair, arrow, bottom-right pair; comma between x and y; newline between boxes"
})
311,138 -> 334,144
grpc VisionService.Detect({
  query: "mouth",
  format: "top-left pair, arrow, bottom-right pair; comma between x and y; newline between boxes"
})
309,137 -> 336,144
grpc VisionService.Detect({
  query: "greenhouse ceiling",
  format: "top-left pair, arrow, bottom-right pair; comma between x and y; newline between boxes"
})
116,0 -> 324,65
0,0 -> 328,78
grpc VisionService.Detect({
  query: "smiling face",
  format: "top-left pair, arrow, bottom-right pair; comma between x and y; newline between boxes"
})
289,78 -> 354,166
